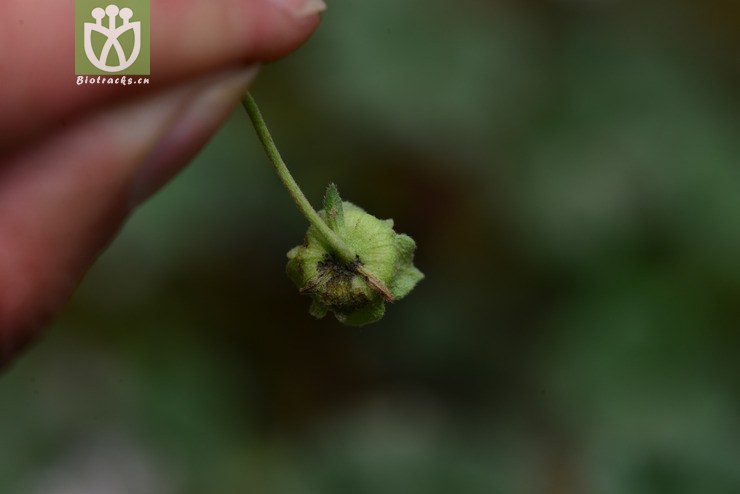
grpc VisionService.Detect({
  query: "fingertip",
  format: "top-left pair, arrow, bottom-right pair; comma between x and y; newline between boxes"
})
152,0 -> 323,77
270,0 -> 327,20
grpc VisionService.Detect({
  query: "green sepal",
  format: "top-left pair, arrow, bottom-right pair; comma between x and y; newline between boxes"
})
389,235 -> 424,299
337,298 -> 386,326
323,183 -> 344,232
309,299 -> 329,319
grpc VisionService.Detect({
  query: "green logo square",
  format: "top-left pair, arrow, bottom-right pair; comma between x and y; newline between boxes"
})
75,0 -> 150,75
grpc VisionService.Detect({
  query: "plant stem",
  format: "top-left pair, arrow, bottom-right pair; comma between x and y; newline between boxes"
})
242,92 -> 356,263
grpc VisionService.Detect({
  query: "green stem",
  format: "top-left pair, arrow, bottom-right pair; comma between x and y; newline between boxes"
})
242,92 -> 356,264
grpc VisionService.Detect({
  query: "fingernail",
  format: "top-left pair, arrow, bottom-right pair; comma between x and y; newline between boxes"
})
129,65 -> 260,207
271,0 -> 327,19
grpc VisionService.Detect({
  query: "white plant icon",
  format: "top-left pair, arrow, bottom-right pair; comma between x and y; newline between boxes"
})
84,4 -> 141,72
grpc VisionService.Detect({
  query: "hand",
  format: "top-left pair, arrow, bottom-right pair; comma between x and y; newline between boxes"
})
0,0 -> 325,366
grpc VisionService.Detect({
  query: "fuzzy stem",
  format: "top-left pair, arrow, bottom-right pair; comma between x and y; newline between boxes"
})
242,92 -> 356,263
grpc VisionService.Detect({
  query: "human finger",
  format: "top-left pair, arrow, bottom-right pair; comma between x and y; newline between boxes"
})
0,0 -> 325,151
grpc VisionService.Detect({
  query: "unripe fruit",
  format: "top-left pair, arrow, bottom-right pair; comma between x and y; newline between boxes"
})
286,185 -> 423,326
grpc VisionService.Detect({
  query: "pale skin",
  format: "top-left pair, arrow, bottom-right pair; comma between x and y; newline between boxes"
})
0,0 -> 324,366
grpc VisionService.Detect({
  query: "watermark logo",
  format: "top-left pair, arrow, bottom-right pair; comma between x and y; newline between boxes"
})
75,0 -> 149,76
85,5 -> 140,72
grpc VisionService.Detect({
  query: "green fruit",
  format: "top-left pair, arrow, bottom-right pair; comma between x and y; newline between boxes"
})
286,185 -> 424,326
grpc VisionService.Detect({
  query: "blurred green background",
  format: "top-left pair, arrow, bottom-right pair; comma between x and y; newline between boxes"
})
2,0 -> 740,492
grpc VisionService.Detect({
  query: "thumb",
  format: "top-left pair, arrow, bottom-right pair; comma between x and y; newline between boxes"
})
0,66 -> 259,364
